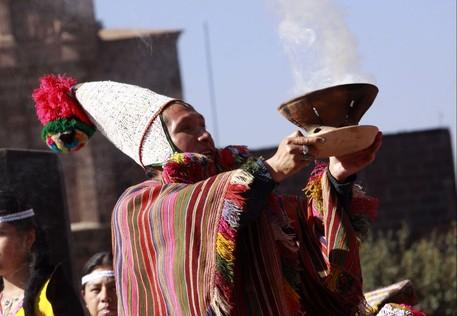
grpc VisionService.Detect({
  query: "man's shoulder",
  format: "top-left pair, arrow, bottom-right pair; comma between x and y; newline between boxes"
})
129,179 -> 162,190
116,179 -> 163,204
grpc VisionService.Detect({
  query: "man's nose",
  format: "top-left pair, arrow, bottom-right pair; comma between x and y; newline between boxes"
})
198,130 -> 212,143
100,286 -> 111,302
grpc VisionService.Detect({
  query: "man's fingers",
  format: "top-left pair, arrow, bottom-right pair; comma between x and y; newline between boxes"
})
288,130 -> 304,138
291,144 -> 317,161
281,131 -> 323,162
288,135 -> 325,146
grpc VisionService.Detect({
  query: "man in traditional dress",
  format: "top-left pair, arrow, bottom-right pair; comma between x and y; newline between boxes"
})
33,76 -> 381,315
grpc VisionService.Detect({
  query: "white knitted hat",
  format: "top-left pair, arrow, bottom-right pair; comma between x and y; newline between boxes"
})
75,81 -> 177,167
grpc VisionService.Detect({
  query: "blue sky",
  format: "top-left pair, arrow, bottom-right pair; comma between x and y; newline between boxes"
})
93,0 -> 456,158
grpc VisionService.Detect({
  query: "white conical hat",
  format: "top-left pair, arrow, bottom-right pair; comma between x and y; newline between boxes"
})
75,81 -> 177,167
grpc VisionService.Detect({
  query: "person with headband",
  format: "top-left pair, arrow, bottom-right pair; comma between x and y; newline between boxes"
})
0,190 -> 84,316
32,75 -> 382,315
80,252 -> 116,316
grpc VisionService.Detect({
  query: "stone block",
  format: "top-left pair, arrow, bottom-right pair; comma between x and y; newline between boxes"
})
0,149 -> 74,282
70,222 -> 112,279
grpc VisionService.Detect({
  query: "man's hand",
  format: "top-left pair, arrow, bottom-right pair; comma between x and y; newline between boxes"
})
328,132 -> 383,182
265,131 -> 324,183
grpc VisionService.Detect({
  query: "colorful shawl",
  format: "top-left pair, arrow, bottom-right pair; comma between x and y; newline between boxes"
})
112,146 -> 378,315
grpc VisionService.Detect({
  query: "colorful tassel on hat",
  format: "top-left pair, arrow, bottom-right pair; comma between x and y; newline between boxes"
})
32,74 -> 96,153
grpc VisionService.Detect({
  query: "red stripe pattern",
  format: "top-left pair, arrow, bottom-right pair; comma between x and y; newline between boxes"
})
112,152 -> 376,315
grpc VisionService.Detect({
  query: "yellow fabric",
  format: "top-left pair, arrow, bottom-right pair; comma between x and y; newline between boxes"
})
16,279 -> 54,316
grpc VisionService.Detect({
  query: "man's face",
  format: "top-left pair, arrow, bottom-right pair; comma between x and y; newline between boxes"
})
162,103 -> 216,157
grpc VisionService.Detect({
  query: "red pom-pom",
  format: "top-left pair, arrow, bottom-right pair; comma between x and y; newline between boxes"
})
32,74 -> 93,126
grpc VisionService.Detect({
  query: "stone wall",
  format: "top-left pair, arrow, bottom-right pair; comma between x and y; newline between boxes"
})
356,128 -> 456,234
0,0 -> 184,281
95,29 -> 182,98
254,128 -> 456,235
71,222 -> 112,280
0,1 -> 183,225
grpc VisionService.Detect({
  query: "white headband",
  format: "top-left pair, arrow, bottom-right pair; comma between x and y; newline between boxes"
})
81,270 -> 115,285
0,209 -> 35,223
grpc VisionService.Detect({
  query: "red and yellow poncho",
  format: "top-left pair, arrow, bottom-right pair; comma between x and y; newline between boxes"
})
112,146 -> 377,316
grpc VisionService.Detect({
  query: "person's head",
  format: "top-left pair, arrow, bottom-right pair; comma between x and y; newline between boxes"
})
161,102 -> 216,156
33,76 -> 219,173
0,191 -> 36,279
81,251 -> 117,316
0,190 -> 53,314
145,102 -> 216,178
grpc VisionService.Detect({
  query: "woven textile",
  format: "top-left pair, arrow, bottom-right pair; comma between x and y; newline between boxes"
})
376,304 -> 426,316
112,148 -> 374,315
75,81 -> 176,166
364,280 -> 417,313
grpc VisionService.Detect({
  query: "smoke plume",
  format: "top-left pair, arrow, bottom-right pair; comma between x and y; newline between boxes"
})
276,0 -> 374,95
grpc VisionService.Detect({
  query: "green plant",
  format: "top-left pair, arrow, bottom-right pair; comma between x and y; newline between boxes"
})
360,222 -> 456,316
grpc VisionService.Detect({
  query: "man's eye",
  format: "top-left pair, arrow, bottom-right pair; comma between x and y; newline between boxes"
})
90,288 -> 101,293
179,125 -> 196,133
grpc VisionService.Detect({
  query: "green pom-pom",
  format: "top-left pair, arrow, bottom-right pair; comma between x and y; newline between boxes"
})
41,118 -> 96,153
41,118 -> 95,141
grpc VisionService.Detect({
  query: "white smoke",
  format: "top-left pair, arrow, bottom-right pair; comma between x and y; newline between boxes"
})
276,0 -> 375,95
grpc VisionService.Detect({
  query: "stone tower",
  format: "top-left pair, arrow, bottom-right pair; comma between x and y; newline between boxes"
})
0,0 -> 182,225
0,0 -> 99,67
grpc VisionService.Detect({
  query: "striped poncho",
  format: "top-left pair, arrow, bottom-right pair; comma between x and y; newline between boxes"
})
112,146 -> 377,316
